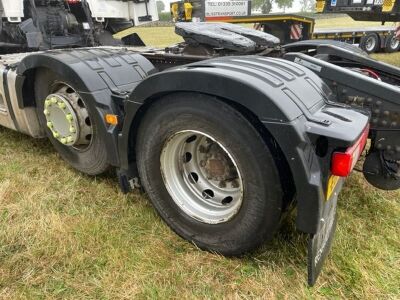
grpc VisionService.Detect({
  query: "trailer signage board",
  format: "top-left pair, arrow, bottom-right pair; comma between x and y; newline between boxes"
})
205,0 -> 250,18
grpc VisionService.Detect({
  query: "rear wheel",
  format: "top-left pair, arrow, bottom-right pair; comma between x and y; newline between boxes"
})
35,69 -> 109,175
360,33 -> 380,54
384,34 -> 400,53
136,93 -> 284,255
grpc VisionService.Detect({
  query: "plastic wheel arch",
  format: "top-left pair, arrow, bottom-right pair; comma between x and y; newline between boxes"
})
119,58 -> 338,235
15,49 -> 156,168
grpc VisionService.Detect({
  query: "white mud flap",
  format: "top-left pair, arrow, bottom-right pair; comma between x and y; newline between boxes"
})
307,178 -> 342,286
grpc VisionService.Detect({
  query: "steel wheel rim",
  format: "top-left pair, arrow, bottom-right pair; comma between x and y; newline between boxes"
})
390,37 -> 399,50
160,130 -> 244,224
45,82 -> 94,151
366,37 -> 376,52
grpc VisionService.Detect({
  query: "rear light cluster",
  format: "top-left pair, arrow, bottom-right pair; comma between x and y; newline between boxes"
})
331,124 -> 369,177
67,0 -> 81,4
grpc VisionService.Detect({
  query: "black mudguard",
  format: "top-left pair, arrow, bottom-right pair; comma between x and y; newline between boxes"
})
119,55 -> 369,284
15,48 -> 156,167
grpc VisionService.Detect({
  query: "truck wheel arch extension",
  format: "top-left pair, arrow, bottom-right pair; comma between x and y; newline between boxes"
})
14,49 -> 156,168
15,49 -> 156,107
121,56 -> 347,235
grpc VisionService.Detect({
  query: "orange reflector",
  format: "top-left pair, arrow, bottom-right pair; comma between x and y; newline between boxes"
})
105,114 -> 118,125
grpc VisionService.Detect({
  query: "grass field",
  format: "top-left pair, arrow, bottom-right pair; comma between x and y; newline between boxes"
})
1,18 -> 400,299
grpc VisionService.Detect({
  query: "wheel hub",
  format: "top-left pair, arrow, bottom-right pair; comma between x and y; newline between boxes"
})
43,84 -> 93,148
160,130 -> 243,224
390,37 -> 399,49
203,144 -> 238,184
206,158 -> 227,178
366,37 -> 376,51
44,94 -> 79,146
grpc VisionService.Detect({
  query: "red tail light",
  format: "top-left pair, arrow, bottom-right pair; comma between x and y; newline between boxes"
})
67,0 -> 81,4
331,124 -> 369,177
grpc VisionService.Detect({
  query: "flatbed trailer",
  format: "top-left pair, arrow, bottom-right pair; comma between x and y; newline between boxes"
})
169,2 -> 400,54
1,23 -> 400,286
202,13 -> 400,53
313,26 -> 400,53
315,0 -> 400,22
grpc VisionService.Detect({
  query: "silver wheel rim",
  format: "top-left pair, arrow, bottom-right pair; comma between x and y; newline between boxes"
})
390,37 -> 399,50
160,130 -> 243,224
43,83 -> 93,151
365,36 -> 376,52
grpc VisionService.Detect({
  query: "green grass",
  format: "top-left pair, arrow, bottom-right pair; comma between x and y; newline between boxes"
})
1,20 -> 400,299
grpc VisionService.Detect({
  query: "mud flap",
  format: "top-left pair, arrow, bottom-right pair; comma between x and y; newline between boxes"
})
307,182 -> 340,286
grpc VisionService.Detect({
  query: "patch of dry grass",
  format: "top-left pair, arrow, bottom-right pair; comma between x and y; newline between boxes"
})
0,128 -> 399,298
314,16 -> 397,29
371,52 -> 400,67
115,26 -> 183,48
1,19 -> 400,299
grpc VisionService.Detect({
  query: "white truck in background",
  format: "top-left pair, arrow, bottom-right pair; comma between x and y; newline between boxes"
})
0,0 -> 158,53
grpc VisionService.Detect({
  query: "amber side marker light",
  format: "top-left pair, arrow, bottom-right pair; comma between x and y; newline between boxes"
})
105,114 -> 119,126
331,124 -> 370,177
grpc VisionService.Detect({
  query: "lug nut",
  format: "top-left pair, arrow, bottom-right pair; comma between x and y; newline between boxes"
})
43,109 -> 50,116
66,114 -> 73,122
231,180 -> 239,188
69,126 -> 76,133
45,99 -> 52,107
219,181 -> 226,188
47,122 -> 53,129
53,131 -> 60,138
199,145 -> 206,153
60,137 -> 67,144
58,102 -> 66,109
66,136 -> 74,143
51,97 -> 58,104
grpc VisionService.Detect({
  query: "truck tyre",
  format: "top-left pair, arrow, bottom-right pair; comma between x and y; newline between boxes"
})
34,69 -> 109,175
360,33 -> 380,54
136,93 -> 284,255
384,34 -> 400,53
